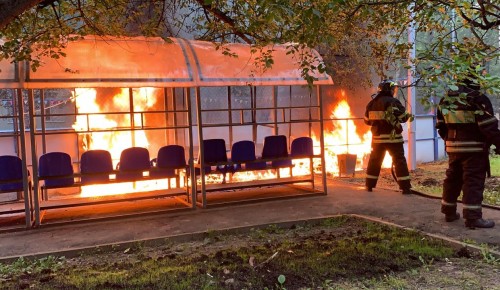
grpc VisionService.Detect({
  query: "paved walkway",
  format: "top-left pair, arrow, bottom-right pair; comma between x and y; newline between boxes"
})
0,179 -> 499,261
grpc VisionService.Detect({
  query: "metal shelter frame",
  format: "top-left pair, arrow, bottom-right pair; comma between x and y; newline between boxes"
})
0,88 -> 33,228
26,87 -> 196,226
0,36 -> 333,229
194,85 -> 328,208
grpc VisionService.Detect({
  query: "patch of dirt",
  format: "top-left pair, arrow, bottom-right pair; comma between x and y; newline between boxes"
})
336,158 -> 499,197
2,217 -> 499,289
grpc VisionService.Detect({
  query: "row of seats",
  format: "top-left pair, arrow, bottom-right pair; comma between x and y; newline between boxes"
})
200,135 -> 314,175
0,135 -> 314,198
39,145 -> 187,189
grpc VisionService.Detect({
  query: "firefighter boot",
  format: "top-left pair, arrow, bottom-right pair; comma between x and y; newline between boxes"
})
445,212 -> 460,222
465,218 -> 495,229
398,180 -> 412,195
365,180 -> 375,192
401,188 -> 412,195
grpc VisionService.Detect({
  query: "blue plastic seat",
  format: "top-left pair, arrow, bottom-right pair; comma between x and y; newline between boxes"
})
150,145 -> 187,178
202,139 -> 227,164
0,155 -> 26,193
261,135 -> 293,168
230,140 -> 267,171
199,139 -> 229,172
39,152 -> 75,189
290,137 -> 314,158
116,147 -> 151,181
196,139 -> 229,182
80,150 -> 114,185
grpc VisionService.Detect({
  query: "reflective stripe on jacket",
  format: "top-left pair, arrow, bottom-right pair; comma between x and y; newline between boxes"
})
436,87 -> 500,153
364,92 -> 409,144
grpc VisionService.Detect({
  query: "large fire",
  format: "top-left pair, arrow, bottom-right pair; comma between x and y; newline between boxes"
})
319,98 -> 392,175
72,88 -> 176,197
71,88 -> 391,198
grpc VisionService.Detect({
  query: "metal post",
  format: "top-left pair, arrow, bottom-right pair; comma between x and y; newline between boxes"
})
407,5 -> 417,171
129,88 -> 135,147
308,92 -> 312,137
186,88 -> 196,209
433,115 -> 439,161
318,85 -> 327,194
251,86 -> 257,142
12,89 -> 20,155
17,89 -> 32,227
195,87 -> 206,207
451,9 -> 457,50
164,88 -> 170,144
227,86 -> 233,146
172,88 -> 178,143
345,119 -> 349,153
273,86 -> 277,135
27,89 -> 41,226
40,90 -> 47,154
288,86 -> 292,140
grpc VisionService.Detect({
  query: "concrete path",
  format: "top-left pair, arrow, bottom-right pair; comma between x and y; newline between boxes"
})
0,179 -> 498,261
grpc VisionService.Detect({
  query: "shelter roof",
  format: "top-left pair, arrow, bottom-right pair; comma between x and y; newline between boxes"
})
0,36 -> 333,89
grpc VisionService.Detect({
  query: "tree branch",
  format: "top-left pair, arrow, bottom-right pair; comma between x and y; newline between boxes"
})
0,0 -> 44,29
193,0 -> 253,44
458,1 -> 500,30
348,0 -> 409,18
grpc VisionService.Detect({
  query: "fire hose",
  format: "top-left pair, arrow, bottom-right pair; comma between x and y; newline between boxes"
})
390,162 -> 500,211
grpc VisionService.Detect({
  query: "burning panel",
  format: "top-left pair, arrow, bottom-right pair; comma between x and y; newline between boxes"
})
72,87 -> 183,197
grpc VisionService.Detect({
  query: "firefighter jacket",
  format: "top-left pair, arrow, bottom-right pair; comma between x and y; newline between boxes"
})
364,92 -> 410,144
436,87 -> 500,154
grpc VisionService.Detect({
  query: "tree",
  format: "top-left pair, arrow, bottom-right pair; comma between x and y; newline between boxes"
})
0,0 -> 499,99
410,1 -> 500,106
0,0 -> 44,29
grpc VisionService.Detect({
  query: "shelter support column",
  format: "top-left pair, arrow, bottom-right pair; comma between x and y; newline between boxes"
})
252,86 -> 257,142
40,90 -> 47,154
186,88 -> 196,208
27,89 -> 41,226
128,88 -> 136,147
273,86 -> 277,135
17,89 -> 32,227
195,87 -> 207,208
407,8 -> 417,171
318,85 -> 327,194
227,87 -> 233,146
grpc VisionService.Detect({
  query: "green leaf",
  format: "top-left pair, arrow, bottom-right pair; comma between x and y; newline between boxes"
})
277,274 -> 286,284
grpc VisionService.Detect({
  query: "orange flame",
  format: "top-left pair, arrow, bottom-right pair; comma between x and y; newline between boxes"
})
312,94 -> 392,176
72,88 -> 179,197
72,88 -> 389,197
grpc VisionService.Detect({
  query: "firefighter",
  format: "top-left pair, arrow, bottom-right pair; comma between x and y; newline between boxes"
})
436,76 -> 500,229
364,80 -> 412,194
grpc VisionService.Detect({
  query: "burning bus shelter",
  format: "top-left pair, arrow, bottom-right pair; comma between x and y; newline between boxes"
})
0,36 -> 333,229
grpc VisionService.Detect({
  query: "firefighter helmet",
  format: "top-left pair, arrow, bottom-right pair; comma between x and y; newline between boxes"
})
378,80 -> 398,96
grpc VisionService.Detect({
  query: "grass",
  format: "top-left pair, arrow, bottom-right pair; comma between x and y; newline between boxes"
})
490,156 -> 500,176
414,155 -> 500,206
0,216 -> 460,289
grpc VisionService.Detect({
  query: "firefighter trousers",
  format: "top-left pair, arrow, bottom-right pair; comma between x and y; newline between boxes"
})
365,142 -> 411,190
441,152 -> 488,220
